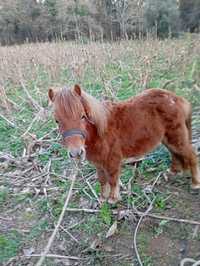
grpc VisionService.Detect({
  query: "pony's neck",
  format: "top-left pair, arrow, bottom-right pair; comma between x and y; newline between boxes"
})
85,122 -> 98,144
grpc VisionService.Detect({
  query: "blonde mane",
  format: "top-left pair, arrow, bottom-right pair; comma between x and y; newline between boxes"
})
55,87 -> 109,137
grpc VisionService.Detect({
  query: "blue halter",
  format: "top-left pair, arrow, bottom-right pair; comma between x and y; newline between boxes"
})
62,129 -> 86,139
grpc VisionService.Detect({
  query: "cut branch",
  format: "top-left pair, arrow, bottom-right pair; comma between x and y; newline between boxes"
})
35,169 -> 78,266
65,208 -> 200,226
0,113 -> 16,128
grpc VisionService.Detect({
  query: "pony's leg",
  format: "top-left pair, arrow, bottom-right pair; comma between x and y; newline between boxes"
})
164,130 -> 200,188
181,147 -> 200,189
163,139 -> 183,175
96,168 -> 110,203
108,176 -> 120,204
106,165 -> 121,204
169,153 -> 183,175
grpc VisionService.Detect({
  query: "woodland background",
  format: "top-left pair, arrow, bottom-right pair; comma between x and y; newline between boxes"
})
0,0 -> 200,45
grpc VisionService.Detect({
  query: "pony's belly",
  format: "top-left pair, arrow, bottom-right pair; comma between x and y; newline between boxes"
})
122,137 -> 162,158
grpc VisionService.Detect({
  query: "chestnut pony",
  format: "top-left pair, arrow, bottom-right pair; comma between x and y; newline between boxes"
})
49,85 -> 200,203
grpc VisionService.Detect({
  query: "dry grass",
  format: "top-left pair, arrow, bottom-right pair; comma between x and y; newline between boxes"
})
0,36 -> 200,92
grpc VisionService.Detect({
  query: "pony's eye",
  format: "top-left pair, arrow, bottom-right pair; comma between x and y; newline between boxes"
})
55,120 -> 59,124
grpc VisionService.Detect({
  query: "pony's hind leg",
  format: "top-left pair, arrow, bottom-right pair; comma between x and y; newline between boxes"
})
164,132 -> 200,188
170,153 -> 183,175
179,147 -> 200,188
162,139 -> 183,176
183,148 -> 200,189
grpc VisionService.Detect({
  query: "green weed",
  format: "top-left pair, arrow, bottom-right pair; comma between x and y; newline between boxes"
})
99,202 -> 112,226
121,166 -> 134,185
26,219 -> 49,241
0,231 -> 22,263
138,232 -> 154,266
154,220 -> 169,236
0,186 -> 9,205
77,215 -> 106,236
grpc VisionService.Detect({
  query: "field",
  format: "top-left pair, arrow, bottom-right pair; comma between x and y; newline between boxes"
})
0,35 -> 200,266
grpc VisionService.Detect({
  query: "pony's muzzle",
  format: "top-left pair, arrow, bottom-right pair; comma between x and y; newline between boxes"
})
68,147 -> 86,160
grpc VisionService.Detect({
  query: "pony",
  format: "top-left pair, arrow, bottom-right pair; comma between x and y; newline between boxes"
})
48,84 -> 200,204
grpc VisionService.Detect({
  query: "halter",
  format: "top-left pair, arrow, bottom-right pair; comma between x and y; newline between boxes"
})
62,129 -> 86,139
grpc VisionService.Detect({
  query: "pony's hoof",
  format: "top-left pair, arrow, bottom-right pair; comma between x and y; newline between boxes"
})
108,197 -> 118,204
108,195 -> 121,204
99,196 -> 107,205
164,169 -> 183,181
168,168 -> 182,176
191,183 -> 200,189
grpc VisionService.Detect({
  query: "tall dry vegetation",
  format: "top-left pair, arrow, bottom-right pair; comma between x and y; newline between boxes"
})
1,37 -> 200,95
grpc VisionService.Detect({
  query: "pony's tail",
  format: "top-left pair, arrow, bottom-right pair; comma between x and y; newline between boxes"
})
186,113 -> 192,142
182,99 -> 192,142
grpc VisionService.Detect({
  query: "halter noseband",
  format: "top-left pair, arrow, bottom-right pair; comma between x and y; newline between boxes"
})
62,129 -> 86,139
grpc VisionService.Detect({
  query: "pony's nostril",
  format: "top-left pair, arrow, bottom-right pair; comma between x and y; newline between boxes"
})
68,148 -> 84,159
79,149 -> 84,156
68,151 -> 74,158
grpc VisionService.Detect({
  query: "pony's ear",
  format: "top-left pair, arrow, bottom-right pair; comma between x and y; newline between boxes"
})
48,88 -> 56,102
74,84 -> 81,96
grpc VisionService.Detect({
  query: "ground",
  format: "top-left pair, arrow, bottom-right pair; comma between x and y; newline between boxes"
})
0,36 -> 200,266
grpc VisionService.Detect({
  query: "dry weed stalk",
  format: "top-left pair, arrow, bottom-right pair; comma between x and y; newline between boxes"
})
64,207 -> 200,226
35,166 -> 78,266
180,258 -> 200,266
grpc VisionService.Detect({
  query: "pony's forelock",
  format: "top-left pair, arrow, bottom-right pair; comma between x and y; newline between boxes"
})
55,87 -> 82,119
55,87 -> 109,136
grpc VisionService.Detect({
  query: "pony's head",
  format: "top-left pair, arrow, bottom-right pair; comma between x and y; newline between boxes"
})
48,84 -> 108,160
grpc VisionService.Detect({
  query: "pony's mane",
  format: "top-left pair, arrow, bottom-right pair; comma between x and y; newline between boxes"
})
55,87 -> 109,136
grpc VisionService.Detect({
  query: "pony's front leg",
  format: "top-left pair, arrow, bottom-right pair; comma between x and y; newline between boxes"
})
106,165 -> 121,204
96,168 -> 110,203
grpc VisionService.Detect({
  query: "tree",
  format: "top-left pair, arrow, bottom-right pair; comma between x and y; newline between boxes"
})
179,0 -> 200,32
93,0 -> 144,40
111,0 -> 144,39
144,0 -> 180,38
0,0 -> 49,44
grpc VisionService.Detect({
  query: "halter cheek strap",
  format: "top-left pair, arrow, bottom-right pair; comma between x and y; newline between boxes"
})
62,129 -> 86,139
